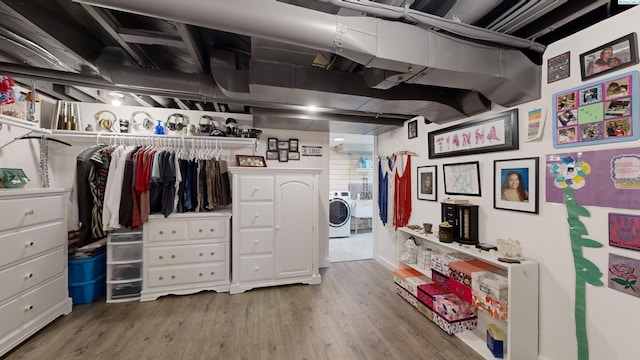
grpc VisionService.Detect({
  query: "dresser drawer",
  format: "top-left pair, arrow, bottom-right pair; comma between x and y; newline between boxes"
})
238,203 -> 274,228
237,255 -> 274,282
237,229 -> 274,255
238,176 -> 274,201
0,222 -> 65,267
0,195 -> 64,232
147,262 -> 227,287
0,275 -> 67,339
188,219 -> 228,241
0,248 -> 64,303
144,221 -> 187,242
147,243 -> 226,266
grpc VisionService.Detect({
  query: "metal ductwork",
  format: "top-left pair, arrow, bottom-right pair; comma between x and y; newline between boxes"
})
75,0 -> 541,118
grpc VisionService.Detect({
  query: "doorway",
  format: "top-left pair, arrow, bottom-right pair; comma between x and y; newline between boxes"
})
328,133 -> 374,262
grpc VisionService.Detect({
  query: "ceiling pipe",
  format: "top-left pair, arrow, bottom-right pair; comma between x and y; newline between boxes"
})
74,0 -> 541,108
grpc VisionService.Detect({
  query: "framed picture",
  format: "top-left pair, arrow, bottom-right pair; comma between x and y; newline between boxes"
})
609,213 -> 640,251
236,155 -> 267,167
417,165 -> 437,201
493,157 -> 539,214
278,149 -> 288,162
547,51 -> 570,83
442,161 -> 481,196
428,109 -> 518,159
288,151 -> 300,160
266,150 -> 278,160
277,140 -> 289,150
408,119 -> 418,139
268,138 -> 277,151
552,71 -> 639,149
580,33 -> 638,81
289,139 -> 299,152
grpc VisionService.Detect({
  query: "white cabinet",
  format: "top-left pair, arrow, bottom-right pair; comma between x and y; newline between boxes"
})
229,167 -> 321,294
140,212 -> 231,301
0,188 -> 72,358
398,227 -> 538,360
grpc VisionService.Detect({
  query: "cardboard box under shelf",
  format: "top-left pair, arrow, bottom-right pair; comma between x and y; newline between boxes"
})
404,275 -> 430,298
432,293 -> 477,322
395,283 -> 418,308
432,311 -> 477,335
393,268 -> 423,289
417,283 -> 449,309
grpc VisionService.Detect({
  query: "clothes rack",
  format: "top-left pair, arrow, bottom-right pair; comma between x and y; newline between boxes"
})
0,114 -> 51,150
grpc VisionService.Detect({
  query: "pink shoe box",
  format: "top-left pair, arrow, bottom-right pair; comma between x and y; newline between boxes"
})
431,269 -> 451,291
432,293 -> 477,322
449,277 -> 472,304
395,283 -> 418,308
430,252 -> 474,276
449,259 -> 501,287
417,283 -> 449,309
404,275 -> 431,298
472,289 -> 509,320
432,311 -> 477,335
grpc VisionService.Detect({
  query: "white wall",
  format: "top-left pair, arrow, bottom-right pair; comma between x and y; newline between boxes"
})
375,7 -> 640,360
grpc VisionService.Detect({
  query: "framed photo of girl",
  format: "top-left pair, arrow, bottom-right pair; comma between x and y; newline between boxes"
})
580,33 -> 638,81
493,157 -> 539,214
416,165 -> 437,201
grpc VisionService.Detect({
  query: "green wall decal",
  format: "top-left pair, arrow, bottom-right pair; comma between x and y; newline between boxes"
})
551,156 -> 604,360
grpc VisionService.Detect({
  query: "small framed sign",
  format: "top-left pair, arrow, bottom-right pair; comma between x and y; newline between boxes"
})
547,51 -> 570,83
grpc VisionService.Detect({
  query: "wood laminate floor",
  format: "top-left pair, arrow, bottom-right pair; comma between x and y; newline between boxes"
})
3,260 -> 483,360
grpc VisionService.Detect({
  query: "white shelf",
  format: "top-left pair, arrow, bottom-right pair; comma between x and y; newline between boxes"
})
398,227 -> 538,360
356,168 -> 373,172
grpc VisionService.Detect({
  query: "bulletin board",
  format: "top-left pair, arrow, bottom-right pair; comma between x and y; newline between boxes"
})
552,70 -> 639,148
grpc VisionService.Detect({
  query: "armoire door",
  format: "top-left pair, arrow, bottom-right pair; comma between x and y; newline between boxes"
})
274,175 -> 315,279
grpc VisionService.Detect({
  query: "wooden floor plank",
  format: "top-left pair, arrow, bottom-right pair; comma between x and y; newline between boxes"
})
3,260 -> 483,360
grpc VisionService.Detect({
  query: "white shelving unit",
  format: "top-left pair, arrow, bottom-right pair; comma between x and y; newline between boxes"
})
398,227 -> 538,360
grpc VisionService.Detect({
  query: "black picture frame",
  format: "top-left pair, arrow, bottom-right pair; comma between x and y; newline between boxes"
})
580,33 -> 638,81
417,165 -> 437,201
408,119 -> 418,139
288,151 -> 300,160
278,149 -> 288,162
289,139 -> 299,152
547,51 -> 570,83
266,150 -> 278,160
428,109 -> 519,159
277,140 -> 289,150
493,157 -> 539,214
268,138 -> 278,151
442,161 -> 481,196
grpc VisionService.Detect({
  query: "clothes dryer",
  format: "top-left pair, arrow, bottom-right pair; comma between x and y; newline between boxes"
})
329,191 -> 351,238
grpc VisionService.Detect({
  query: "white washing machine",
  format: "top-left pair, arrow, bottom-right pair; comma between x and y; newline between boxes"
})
329,191 -> 352,238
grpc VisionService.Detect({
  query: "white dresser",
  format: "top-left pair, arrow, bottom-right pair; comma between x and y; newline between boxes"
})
0,188 -> 73,357
140,212 -> 231,301
229,167 -> 322,294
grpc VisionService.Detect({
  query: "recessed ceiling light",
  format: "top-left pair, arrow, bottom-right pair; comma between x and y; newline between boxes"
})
333,137 -> 344,142
111,99 -> 122,107
306,105 -> 318,112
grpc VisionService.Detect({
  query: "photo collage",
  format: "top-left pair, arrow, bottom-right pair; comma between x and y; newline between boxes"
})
553,71 -> 638,148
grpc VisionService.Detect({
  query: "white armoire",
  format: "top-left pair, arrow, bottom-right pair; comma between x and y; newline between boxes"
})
229,167 -> 322,294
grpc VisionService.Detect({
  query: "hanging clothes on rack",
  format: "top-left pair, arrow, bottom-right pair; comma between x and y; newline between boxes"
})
75,143 -> 108,247
393,154 -> 412,229
378,157 -> 389,226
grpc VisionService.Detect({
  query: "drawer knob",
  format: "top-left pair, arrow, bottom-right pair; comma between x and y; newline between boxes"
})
254,266 -> 259,271
25,209 -> 34,215
24,305 -> 33,312
276,225 -> 280,230
159,276 -> 163,280
171,255 -> 176,259
199,273 -> 203,277
159,256 -> 163,260
210,252 -> 215,256
199,253 -> 203,256
254,239 -> 260,244
254,213 -> 260,217
254,186 -> 259,191
210,271 -> 215,275
159,231 -> 164,235
198,229 -> 203,233
25,241 -> 34,247
210,228 -> 214,232
171,275 -> 175,279
25,273 -> 33,279
172,230 -> 176,234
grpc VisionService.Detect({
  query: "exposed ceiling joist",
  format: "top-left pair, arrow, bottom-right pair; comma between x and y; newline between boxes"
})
175,22 -> 207,73
117,27 -> 186,48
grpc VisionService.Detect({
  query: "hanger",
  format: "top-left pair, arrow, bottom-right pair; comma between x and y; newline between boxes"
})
394,150 -> 418,156
15,135 -> 71,147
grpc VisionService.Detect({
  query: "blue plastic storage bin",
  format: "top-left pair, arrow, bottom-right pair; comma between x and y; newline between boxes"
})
68,251 -> 106,283
69,274 -> 106,304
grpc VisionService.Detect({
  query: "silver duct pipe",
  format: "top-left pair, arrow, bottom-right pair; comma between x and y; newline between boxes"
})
75,0 -> 541,107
